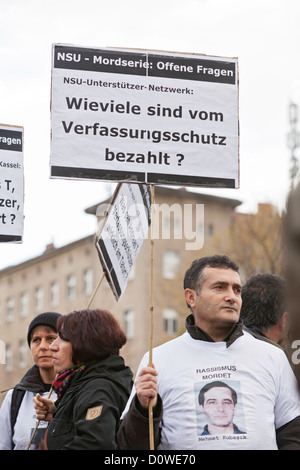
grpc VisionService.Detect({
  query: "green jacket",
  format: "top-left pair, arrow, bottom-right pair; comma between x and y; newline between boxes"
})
45,356 -> 133,450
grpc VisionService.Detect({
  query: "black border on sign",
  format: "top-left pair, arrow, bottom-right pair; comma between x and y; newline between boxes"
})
50,166 -> 146,182
0,235 -> 22,242
51,166 -> 236,188
0,129 -> 23,152
53,45 -> 237,85
147,172 -> 236,188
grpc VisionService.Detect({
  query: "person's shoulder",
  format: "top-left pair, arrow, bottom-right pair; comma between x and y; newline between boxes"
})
153,332 -> 188,352
147,333 -> 189,365
242,329 -> 286,356
0,388 -> 13,408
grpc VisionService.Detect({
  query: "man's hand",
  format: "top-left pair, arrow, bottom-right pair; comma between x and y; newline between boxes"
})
135,366 -> 158,409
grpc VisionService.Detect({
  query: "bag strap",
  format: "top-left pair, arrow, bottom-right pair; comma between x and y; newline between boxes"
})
10,387 -> 26,449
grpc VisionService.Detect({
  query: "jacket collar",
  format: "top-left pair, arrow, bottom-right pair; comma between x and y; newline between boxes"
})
16,364 -> 50,392
185,314 -> 244,347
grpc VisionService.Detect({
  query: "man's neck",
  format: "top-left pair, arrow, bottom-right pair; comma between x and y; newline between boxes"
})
261,326 -> 281,345
195,321 -> 234,342
185,314 -> 244,346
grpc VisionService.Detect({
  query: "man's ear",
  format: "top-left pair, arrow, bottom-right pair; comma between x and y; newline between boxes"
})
184,288 -> 196,310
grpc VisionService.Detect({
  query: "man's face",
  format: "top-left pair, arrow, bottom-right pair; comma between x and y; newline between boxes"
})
185,267 -> 242,338
201,386 -> 236,432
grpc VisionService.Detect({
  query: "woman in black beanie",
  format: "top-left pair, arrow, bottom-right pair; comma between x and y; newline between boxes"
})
33,309 -> 133,450
0,311 -> 61,450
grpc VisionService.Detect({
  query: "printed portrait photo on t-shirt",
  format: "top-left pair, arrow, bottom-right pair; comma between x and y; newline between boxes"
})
194,379 -> 247,436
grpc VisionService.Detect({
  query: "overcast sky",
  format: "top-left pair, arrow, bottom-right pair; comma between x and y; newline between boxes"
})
0,0 -> 300,270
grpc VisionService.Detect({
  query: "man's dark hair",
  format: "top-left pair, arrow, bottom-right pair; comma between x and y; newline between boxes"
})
240,273 -> 286,329
184,255 -> 239,294
198,381 -> 238,406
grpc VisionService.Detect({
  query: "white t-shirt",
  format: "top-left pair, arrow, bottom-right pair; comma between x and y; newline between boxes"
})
0,388 -> 57,450
123,331 -> 300,450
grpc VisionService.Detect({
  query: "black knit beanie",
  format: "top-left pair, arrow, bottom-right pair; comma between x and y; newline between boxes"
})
27,312 -> 61,346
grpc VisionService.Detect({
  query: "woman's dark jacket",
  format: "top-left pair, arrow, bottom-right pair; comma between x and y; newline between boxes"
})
45,356 -> 133,450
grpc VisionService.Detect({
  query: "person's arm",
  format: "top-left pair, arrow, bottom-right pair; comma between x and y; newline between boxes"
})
117,366 -> 163,450
117,393 -> 163,449
272,348 -> 300,449
47,380 -> 129,450
0,390 -> 13,450
276,416 -> 300,449
65,391 -> 120,450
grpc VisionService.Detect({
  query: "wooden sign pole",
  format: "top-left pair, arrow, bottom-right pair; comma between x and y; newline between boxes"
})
148,184 -> 155,450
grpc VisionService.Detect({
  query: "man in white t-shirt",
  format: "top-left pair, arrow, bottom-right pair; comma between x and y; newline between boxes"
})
117,255 -> 300,450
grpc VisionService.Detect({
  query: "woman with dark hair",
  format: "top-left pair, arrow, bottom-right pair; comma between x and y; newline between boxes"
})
33,309 -> 133,450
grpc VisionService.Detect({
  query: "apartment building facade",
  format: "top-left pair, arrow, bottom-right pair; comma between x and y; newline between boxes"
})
0,186 -> 241,401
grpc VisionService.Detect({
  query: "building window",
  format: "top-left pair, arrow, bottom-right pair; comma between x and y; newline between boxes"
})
162,250 -> 180,279
5,344 -> 13,372
6,297 -> 14,323
35,287 -> 44,312
50,281 -> 59,307
208,223 -> 214,238
124,308 -> 134,340
20,292 -> 29,318
83,268 -> 94,296
19,340 -> 27,369
0,340 -> 5,366
67,274 -> 76,301
163,308 -> 178,336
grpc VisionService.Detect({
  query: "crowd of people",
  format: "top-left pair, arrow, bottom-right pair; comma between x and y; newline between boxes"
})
1,248 -> 300,449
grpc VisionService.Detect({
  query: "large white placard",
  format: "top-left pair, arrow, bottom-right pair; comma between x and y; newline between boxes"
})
95,182 -> 151,300
50,44 -> 239,188
0,124 -> 24,243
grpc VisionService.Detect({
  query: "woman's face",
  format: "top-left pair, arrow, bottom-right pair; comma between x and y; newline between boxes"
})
30,326 -> 58,371
50,334 -> 75,373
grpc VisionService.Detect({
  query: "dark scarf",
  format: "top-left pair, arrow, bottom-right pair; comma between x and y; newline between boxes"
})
52,363 -> 87,405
